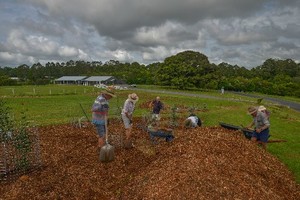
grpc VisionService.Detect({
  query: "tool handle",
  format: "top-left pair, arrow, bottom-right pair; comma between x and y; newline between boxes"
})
79,103 -> 90,122
105,115 -> 108,143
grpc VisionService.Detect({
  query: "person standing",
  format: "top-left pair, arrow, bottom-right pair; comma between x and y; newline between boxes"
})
221,86 -> 225,95
149,96 -> 164,120
246,106 -> 270,150
121,93 -> 139,146
91,87 -> 116,149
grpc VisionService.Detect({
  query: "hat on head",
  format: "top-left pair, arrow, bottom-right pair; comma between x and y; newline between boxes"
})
258,105 -> 266,112
247,106 -> 257,115
102,87 -> 116,97
128,93 -> 138,101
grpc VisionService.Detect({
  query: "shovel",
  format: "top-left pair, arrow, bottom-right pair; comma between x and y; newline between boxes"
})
99,116 -> 115,162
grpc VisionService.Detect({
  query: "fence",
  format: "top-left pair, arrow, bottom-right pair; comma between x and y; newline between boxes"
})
0,85 -> 98,97
0,127 -> 42,182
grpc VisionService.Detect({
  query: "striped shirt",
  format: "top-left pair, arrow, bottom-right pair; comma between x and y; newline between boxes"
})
121,99 -> 135,115
91,94 -> 109,122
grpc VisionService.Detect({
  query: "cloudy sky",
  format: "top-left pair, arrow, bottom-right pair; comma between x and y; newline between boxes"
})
0,0 -> 299,68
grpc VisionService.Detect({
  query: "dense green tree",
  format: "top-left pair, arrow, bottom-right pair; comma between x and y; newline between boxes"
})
0,51 -> 299,97
155,51 -> 211,89
0,75 -> 18,86
16,64 -> 30,81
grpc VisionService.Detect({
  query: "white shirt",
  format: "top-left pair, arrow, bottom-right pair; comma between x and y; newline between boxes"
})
187,116 -> 198,127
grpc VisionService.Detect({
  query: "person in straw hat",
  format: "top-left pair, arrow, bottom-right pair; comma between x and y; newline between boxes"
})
121,93 -> 138,148
91,86 -> 116,150
246,106 -> 270,150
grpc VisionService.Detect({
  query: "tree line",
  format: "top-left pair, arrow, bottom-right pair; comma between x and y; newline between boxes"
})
0,51 -> 299,97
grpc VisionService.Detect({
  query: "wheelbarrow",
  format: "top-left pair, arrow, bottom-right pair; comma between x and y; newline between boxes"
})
219,122 -> 286,143
148,128 -> 174,144
219,122 -> 253,140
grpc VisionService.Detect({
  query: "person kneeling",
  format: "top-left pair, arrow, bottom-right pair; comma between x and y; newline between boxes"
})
184,114 -> 202,128
247,106 -> 270,150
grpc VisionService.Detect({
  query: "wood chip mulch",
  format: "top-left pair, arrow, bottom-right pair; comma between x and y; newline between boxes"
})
0,118 -> 299,200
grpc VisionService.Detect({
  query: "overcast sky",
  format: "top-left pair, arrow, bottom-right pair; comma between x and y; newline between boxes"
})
0,0 -> 299,68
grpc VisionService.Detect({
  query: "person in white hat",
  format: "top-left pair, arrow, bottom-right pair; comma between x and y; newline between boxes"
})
121,93 -> 139,147
246,106 -> 270,150
258,105 -> 270,120
91,87 -> 116,150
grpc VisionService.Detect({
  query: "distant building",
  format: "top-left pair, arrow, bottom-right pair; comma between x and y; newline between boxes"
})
83,76 -> 115,86
10,77 -> 20,80
54,76 -> 87,85
54,76 -> 125,85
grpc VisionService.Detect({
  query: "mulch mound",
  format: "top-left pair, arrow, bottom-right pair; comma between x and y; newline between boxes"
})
0,118 -> 299,199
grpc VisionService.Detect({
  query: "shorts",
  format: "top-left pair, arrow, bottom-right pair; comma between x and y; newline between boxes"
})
92,119 -> 106,138
252,128 -> 270,143
121,114 -> 132,129
95,124 -> 106,138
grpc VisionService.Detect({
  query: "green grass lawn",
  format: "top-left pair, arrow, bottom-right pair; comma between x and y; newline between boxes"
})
1,84 -> 300,183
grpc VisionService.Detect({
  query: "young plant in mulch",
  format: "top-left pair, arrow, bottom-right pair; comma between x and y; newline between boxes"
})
169,105 -> 179,127
113,96 -> 123,123
0,100 -> 34,175
13,112 -> 32,172
187,106 -> 196,115
0,99 -> 14,142
187,104 -> 208,113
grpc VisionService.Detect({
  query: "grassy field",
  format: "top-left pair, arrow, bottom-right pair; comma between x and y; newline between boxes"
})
1,84 -> 300,183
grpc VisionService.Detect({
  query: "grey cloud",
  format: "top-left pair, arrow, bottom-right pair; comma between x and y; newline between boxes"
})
284,24 -> 300,39
1,0 -> 300,68
131,21 -> 198,48
26,0 -> 274,39
269,41 -> 300,61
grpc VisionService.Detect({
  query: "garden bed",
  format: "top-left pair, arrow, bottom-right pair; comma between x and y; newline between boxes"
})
0,118 -> 299,199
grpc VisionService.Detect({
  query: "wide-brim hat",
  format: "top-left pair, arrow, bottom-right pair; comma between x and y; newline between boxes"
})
128,93 -> 138,103
102,88 -> 116,97
247,106 -> 257,115
258,105 -> 266,112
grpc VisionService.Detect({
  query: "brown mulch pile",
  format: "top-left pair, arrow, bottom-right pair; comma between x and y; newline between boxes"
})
0,118 -> 299,199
